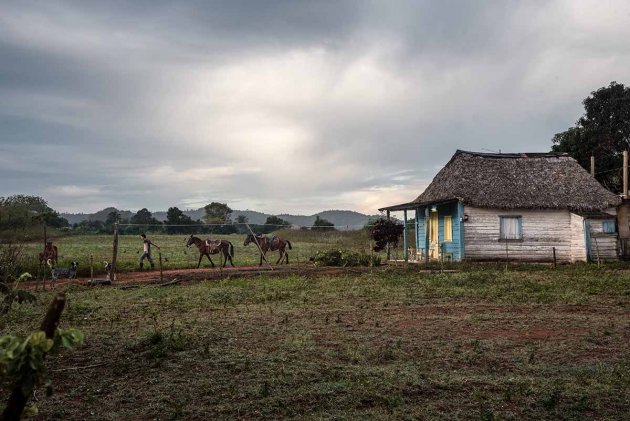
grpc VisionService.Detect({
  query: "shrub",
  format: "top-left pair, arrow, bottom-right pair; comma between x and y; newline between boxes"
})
371,218 -> 404,252
312,249 -> 380,267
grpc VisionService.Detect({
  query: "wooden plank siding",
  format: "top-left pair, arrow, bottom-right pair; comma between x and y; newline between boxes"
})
587,219 -> 618,261
463,207 -> 573,262
570,213 -> 587,262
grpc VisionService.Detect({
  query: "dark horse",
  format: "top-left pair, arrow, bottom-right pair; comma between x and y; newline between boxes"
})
186,235 -> 235,268
244,234 -> 292,265
39,241 -> 58,266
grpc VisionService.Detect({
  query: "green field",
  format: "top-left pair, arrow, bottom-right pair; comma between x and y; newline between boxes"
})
20,230 -> 388,277
2,265 -> 629,419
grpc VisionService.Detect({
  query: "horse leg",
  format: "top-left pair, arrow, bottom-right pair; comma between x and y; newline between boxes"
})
206,254 -> 215,268
229,251 -> 235,267
275,250 -> 283,265
197,253 -> 202,269
284,249 -> 289,264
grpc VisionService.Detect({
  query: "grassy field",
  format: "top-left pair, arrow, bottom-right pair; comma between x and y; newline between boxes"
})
2,265 -> 629,420
19,230 -> 386,277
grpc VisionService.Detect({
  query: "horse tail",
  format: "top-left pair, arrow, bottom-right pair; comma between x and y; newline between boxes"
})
229,241 -> 234,258
286,240 -> 292,250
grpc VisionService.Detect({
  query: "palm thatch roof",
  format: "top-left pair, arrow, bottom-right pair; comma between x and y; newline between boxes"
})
381,150 -> 621,212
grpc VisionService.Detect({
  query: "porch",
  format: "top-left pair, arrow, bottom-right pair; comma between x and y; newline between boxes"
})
379,198 -> 464,263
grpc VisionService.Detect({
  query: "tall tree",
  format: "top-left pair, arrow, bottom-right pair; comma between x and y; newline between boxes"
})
165,207 -> 195,234
257,215 -> 291,234
552,81 -> 630,192
203,202 -> 236,234
129,208 -> 161,234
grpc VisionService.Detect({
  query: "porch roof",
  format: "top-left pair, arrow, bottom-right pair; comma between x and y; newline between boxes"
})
378,198 -> 459,212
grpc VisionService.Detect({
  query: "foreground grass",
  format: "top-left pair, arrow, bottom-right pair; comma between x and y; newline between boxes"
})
2,266 -> 629,420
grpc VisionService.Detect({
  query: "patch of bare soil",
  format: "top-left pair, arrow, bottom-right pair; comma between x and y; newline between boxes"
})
21,264 -> 374,290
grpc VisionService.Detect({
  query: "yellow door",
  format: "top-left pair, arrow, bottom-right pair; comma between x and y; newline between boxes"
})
429,211 -> 439,259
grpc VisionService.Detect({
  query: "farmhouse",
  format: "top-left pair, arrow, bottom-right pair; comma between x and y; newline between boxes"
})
380,150 -> 622,263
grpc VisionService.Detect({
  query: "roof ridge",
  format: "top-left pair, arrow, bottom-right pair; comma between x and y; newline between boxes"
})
455,149 -> 569,159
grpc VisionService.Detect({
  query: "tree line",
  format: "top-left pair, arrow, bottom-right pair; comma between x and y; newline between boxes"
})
0,197 -> 337,238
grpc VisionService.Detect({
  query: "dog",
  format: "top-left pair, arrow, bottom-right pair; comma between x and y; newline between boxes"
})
103,261 -> 117,281
47,259 -> 78,289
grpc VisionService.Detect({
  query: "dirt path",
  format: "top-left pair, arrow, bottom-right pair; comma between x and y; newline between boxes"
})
22,264 -> 376,290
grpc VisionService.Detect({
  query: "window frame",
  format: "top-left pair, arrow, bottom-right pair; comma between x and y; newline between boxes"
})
499,215 -> 523,241
602,219 -> 616,234
443,215 -> 453,242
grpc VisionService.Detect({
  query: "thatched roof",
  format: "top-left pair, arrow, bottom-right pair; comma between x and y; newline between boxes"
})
384,150 -> 621,212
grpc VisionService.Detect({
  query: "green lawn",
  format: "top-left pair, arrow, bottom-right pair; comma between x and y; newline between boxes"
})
20,230 -> 384,277
2,265 -> 629,420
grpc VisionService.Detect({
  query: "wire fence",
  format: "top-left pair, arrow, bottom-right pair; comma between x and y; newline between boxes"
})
18,228 -> 410,278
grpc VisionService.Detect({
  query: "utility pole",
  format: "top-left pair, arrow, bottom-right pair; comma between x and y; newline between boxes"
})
623,150 -> 628,198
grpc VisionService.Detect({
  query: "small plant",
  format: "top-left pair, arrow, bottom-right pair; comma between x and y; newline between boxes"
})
1,328 -> 84,417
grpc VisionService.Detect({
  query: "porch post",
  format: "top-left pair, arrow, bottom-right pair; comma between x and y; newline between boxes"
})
403,210 -> 408,261
424,207 -> 430,264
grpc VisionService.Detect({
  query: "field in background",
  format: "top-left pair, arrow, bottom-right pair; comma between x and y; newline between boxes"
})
3,266 -> 629,419
20,230 -> 394,277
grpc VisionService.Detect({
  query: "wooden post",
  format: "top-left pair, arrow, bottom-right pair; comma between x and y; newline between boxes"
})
386,210 -> 391,261
505,240 -> 509,271
623,150 -> 628,198
158,251 -> 163,283
2,294 -> 66,421
89,254 -> 94,280
590,155 -> 595,177
110,222 -> 118,283
245,223 -> 273,270
403,210 -> 408,262
552,247 -> 557,269
594,236 -> 601,267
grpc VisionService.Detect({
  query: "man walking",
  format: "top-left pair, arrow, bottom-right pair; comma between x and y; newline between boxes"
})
139,233 -> 160,270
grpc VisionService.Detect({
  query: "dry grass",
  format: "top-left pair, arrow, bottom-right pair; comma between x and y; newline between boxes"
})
2,265 -> 629,420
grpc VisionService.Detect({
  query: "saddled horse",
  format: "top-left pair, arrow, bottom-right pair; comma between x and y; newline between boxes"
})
39,241 -> 58,266
244,234 -> 292,265
186,235 -> 235,268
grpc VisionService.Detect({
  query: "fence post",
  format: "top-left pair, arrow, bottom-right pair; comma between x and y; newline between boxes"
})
552,247 -> 557,269
403,210 -> 408,262
158,250 -> 163,283
245,223 -> 273,270
110,222 -> 118,283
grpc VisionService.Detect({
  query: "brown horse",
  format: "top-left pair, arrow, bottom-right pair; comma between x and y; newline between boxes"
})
39,241 -> 58,266
244,234 -> 292,265
186,235 -> 235,268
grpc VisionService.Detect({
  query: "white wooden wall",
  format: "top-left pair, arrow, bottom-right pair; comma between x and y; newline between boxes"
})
570,213 -> 587,262
463,207 -> 574,262
587,219 -> 618,261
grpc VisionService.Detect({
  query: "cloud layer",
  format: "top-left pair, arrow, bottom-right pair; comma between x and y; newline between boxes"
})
1,0 -> 630,213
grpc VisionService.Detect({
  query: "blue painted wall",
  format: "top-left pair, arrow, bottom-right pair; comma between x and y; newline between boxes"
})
416,201 -> 463,261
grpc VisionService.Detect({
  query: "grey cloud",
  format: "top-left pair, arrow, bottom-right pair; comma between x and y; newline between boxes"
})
1,1 -> 630,214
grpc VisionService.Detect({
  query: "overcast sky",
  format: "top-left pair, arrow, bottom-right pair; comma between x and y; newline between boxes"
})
1,0 -> 630,214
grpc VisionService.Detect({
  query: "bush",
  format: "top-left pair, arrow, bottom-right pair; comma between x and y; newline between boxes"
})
371,218 -> 404,252
312,249 -> 380,267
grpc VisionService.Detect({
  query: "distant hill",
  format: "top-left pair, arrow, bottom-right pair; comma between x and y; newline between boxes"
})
62,207 -> 379,230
